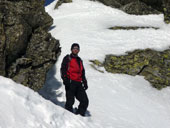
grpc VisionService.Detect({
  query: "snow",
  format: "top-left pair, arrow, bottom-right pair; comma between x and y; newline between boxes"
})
1,0 -> 170,128
0,76 -> 95,128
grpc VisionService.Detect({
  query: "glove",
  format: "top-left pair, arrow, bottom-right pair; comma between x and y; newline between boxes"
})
63,77 -> 70,89
82,81 -> 88,90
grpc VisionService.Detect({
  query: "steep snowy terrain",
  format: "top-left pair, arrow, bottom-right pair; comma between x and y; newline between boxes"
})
0,0 -> 170,128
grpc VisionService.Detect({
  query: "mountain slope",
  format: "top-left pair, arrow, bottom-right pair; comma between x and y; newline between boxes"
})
0,0 -> 170,128
44,0 -> 170,127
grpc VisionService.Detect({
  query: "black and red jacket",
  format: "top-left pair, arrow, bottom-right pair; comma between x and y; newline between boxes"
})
60,54 -> 87,83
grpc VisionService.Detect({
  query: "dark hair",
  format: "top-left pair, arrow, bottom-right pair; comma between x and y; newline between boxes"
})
71,43 -> 80,50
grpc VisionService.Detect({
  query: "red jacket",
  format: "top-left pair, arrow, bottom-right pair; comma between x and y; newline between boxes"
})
61,54 -> 87,83
67,57 -> 83,82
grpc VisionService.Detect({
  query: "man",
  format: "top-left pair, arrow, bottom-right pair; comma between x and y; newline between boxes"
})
60,43 -> 89,116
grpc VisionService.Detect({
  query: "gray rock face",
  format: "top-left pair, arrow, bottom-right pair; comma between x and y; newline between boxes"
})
104,49 -> 170,89
116,0 -> 138,5
94,0 -> 170,23
55,0 -> 72,9
163,0 -> 170,23
140,0 -> 163,11
0,21 -> 6,76
109,26 -> 159,30
0,0 -> 61,91
121,1 -> 161,15
91,0 -> 122,8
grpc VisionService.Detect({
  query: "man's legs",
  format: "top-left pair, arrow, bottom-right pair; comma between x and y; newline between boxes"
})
76,83 -> 89,116
65,82 -> 76,113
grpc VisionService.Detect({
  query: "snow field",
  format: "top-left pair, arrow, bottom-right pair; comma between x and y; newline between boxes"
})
46,0 -> 170,127
0,0 -> 170,127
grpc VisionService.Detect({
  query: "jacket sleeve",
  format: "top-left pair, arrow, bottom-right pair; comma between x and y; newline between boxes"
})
82,61 -> 87,84
60,55 -> 69,80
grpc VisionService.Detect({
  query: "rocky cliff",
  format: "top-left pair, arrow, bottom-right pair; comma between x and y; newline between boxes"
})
93,0 -> 170,23
55,0 -> 72,9
90,48 -> 170,90
0,0 -> 61,91
104,49 -> 170,90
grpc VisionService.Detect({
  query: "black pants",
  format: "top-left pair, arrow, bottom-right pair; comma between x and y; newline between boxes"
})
65,80 -> 89,115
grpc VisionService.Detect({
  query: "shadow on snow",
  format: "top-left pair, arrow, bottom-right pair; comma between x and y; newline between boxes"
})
39,64 -> 65,108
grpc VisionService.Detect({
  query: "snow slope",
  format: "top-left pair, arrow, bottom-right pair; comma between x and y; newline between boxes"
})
1,0 -> 170,128
0,76 -> 95,128
45,0 -> 170,127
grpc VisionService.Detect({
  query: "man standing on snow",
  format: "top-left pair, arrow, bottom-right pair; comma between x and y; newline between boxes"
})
60,43 -> 89,116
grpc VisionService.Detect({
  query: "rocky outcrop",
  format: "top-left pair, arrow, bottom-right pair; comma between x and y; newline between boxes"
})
114,0 -> 137,5
121,1 -> 161,15
92,0 -> 122,8
135,0 -> 170,23
104,49 -> 170,89
55,0 -> 72,9
163,0 -> 170,24
140,0 -> 163,11
109,26 -> 159,30
93,0 -> 170,23
0,0 -> 61,91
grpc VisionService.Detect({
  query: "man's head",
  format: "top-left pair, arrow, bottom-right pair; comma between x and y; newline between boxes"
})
71,43 -> 80,55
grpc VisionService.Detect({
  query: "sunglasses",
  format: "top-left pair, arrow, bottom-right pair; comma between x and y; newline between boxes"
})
72,47 -> 79,50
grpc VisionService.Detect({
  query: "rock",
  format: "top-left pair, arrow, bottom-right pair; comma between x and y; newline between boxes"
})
109,26 -> 159,30
94,0 -> 170,24
121,1 -> 161,15
55,0 -> 72,9
116,0 -> 137,5
5,14 -> 32,66
89,60 -> 104,73
91,0 -> 122,8
0,0 -> 61,91
0,22 -> 6,76
89,60 -> 103,67
163,0 -> 170,24
26,28 -> 60,66
104,49 -> 170,89
140,0 -> 162,5
140,0 -> 163,11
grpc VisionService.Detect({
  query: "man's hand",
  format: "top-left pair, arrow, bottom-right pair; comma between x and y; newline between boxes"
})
63,78 -> 70,90
82,81 -> 88,90
63,77 -> 70,86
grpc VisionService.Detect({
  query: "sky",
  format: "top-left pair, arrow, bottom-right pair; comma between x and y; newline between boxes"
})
45,0 -> 55,6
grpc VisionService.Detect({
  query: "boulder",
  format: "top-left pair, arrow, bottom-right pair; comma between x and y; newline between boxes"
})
121,1 -> 161,15
94,0 -> 170,23
116,0 -> 137,5
91,0 -> 122,8
140,0 -> 163,11
0,21 -> 6,76
55,0 -> 72,9
109,26 -> 159,30
104,49 -> 170,89
163,0 -> 170,23
0,0 -> 61,91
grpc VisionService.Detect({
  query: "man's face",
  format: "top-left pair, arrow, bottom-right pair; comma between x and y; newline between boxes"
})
71,46 -> 80,55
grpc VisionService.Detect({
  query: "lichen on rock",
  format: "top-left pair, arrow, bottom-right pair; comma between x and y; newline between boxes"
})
104,49 -> 170,89
89,60 -> 104,73
109,26 -> 159,30
0,0 -> 61,91
120,1 -> 161,15
163,0 -> 170,24
93,0 -> 170,23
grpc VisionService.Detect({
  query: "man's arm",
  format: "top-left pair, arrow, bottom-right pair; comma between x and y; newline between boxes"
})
60,55 -> 69,80
82,61 -> 88,90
